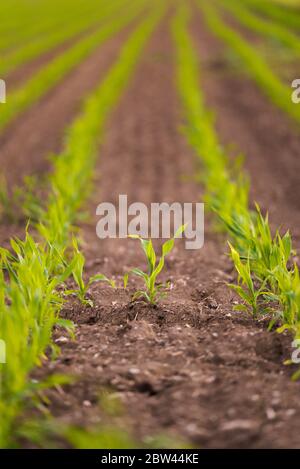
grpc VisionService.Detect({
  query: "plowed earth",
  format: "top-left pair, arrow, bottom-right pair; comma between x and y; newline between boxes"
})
3,13 -> 300,448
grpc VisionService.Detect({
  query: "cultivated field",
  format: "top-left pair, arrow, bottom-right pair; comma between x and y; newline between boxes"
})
1,0 -> 300,449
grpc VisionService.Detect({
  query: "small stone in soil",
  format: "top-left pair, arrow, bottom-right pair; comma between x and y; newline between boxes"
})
55,336 -> 68,344
266,408 -> 276,420
220,419 -> 259,432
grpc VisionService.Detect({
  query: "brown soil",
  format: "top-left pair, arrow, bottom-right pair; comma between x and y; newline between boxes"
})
33,18 -> 300,449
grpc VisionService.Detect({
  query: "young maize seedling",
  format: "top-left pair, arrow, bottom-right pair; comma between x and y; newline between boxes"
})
126,225 -> 186,305
0,174 -> 43,223
228,243 -> 269,316
64,238 -> 115,306
18,175 -> 44,222
0,175 -> 23,222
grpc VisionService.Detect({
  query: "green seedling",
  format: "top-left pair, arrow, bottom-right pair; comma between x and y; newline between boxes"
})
19,176 -> 44,222
64,238 -> 115,306
0,175 -> 13,221
0,174 -> 43,223
228,243 -> 269,316
126,225 -> 186,305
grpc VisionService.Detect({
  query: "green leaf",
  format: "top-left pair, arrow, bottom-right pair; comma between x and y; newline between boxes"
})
55,318 -> 76,338
123,273 -> 129,289
233,304 -> 248,312
174,223 -> 187,238
162,238 -> 174,257
130,268 -> 148,280
58,256 -> 78,284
